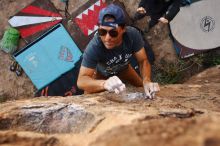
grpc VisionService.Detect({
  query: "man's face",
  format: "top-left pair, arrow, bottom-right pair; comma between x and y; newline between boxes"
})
98,25 -> 125,49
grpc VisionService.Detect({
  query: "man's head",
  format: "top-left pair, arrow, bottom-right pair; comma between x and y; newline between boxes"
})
98,4 -> 126,49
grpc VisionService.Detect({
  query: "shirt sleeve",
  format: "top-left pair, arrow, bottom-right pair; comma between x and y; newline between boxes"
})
128,27 -> 145,53
81,37 -> 99,69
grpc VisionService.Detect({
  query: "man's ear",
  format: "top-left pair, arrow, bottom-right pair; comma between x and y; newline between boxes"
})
120,26 -> 126,33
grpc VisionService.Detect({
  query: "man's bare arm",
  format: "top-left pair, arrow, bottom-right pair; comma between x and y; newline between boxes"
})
134,47 -> 160,98
77,66 -> 106,94
134,47 -> 151,83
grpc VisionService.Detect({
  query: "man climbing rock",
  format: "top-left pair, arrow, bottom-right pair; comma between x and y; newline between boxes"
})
77,4 -> 160,98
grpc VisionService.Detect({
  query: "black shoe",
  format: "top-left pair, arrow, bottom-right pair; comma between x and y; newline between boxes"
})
10,61 -> 17,72
15,65 -> 23,76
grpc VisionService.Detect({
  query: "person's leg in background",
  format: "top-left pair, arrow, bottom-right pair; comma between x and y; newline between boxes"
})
146,14 -> 161,32
132,12 -> 147,22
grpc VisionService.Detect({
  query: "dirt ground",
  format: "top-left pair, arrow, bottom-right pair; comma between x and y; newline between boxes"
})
0,0 -> 177,100
0,0 -> 220,146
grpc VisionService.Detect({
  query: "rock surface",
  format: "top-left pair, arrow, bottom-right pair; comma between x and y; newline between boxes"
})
0,66 -> 220,146
0,1 -> 220,146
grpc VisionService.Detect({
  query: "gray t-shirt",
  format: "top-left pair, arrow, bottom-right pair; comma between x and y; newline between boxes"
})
82,26 -> 144,77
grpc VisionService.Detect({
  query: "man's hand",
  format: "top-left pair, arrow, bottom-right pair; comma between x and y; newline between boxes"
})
144,82 -> 160,99
103,76 -> 126,94
158,17 -> 169,24
137,7 -> 146,14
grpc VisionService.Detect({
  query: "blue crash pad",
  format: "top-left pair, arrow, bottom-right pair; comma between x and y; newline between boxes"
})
14,23 -> 82,89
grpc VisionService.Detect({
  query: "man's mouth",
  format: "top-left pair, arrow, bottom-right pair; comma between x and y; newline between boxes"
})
105,41 -> 114,46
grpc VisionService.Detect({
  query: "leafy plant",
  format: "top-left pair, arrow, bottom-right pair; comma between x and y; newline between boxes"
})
202,52 -> 220,67
152,50 -> 220,84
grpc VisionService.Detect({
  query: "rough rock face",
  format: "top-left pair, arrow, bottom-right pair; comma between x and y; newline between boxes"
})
1,1 -> 220,145
0,66 -> 220,146
186,65 -> 220,84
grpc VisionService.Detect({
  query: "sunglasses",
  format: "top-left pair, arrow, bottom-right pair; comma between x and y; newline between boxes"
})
98,28 -> 119,38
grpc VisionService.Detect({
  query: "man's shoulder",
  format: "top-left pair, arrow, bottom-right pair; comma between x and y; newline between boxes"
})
86,33 -> 102,51
126,26 -> 139,32
125,26 -> 142,38
124,26 -> 145,52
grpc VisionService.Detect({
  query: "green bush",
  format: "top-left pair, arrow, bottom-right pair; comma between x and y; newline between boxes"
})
152,51 -> 220,84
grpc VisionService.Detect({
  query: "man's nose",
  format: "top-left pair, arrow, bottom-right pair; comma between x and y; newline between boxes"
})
105,32 -> 112,40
